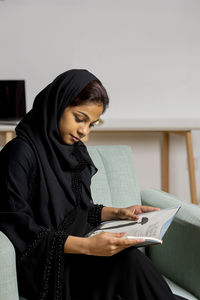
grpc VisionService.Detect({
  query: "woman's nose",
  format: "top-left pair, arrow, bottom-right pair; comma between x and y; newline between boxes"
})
78,124 -> 90,137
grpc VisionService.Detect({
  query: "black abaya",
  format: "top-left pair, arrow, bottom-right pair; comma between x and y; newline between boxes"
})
68,247 -> 188,300
0,70 -> 102,299
0,69 -> 188,300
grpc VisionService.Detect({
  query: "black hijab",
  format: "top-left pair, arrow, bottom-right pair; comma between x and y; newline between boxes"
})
0,69 -> 101,300
16,69 -> 98,227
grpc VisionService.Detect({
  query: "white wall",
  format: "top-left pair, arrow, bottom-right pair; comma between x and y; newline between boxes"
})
0,0 -> 200,203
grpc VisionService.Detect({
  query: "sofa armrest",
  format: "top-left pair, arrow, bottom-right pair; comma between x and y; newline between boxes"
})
141,189 -> 200,299
0,231 -> 19,300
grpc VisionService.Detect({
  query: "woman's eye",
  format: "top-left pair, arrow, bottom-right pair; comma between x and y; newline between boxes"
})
74,115 -> 95,127
75,116 -> 83,122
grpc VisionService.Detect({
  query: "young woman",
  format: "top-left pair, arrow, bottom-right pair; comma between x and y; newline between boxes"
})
0,69 -> 187,300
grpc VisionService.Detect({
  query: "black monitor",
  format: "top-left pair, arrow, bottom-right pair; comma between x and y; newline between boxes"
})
0,80 -> 26,122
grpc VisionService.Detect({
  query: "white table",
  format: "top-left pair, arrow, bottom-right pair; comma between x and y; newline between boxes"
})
93,118 -> 200,205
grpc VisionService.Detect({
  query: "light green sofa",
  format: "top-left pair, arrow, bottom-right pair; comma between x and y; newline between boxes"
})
0,145 -> 200,300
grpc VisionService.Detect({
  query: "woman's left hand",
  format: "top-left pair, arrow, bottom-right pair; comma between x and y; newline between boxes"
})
116,205 -> 160,221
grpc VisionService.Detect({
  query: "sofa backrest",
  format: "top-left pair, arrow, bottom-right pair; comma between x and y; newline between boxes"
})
0,232 -> 19,300
88,145 -> 141,207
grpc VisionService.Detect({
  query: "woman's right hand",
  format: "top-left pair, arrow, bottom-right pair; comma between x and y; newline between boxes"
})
84,232 -> 144,256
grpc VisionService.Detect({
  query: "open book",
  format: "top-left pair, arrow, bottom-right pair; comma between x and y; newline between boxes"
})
87,206 -> 180,247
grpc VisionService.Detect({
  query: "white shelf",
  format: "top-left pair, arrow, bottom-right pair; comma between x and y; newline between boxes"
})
1,118 -> 200,132
0,125 -> 17,131
93,118 -> 200,131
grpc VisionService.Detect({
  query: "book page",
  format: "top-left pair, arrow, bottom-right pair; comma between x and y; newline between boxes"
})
89,207 -> 180,240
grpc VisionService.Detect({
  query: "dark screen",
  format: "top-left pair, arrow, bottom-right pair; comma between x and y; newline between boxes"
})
0,80 -> 26,120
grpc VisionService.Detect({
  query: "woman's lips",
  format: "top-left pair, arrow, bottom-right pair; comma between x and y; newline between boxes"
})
70,134 -> 80,142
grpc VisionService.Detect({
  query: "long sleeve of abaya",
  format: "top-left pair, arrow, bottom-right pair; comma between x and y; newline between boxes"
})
0,141 -> 69,300
88,204 -> 104,227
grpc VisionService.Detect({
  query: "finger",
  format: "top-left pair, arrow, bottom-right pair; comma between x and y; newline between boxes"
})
103,232 -> 126,238
114,237 -> 145,247
125,209 -> 139,220
129,213 -> 139,220
139,206 -> 160,213
125,237 -> 145,245
110,238 -> 145,255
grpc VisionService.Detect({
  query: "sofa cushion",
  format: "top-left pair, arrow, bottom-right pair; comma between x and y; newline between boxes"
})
88,145 -> 141,207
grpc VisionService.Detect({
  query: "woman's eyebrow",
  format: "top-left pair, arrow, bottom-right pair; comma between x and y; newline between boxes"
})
77,111 -> 89,120
76,111 -> 99,123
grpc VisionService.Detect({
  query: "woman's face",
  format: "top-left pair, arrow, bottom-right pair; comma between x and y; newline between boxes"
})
59,102 -> 103,145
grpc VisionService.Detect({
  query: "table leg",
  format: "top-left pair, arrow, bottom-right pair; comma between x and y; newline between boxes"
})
5,131 -> 14,144
185,131 -> 198,204
162,132 -> 169,193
